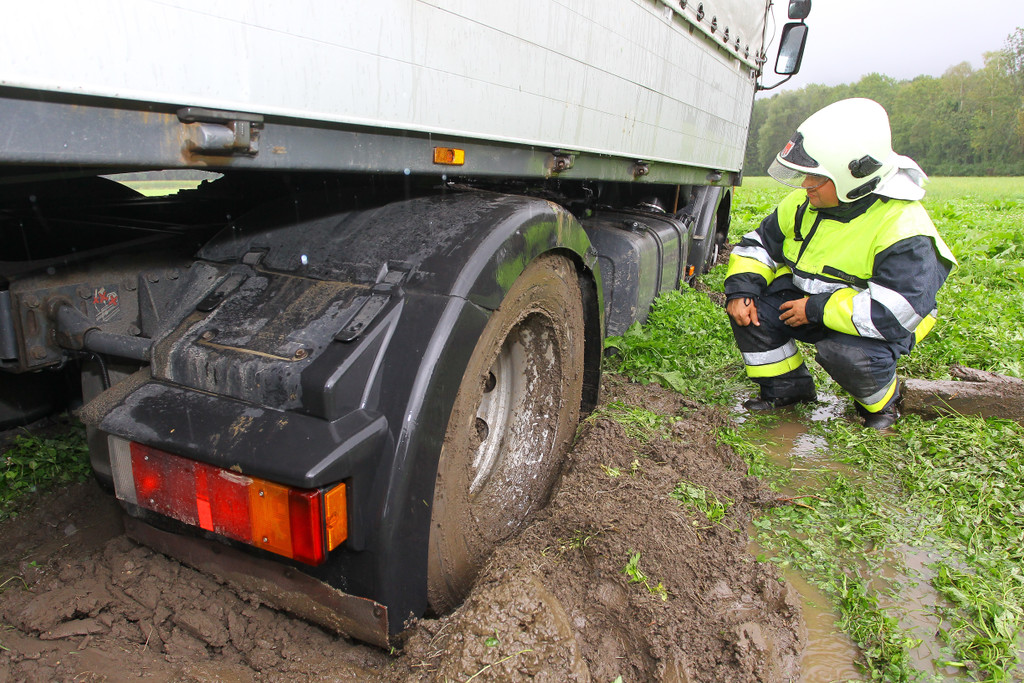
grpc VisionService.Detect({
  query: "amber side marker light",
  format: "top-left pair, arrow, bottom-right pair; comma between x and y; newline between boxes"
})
433,146 -> 465,165
108,437 -> 347,566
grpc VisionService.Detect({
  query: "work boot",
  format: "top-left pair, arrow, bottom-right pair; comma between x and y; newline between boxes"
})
855,401 -> 898,431
742,393 -> 816,411
860,405 -> 897,430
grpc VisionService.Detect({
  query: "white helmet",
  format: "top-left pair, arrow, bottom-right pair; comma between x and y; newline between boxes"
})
768,98 -> 926,202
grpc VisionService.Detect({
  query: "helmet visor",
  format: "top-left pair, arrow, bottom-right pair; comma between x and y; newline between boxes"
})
768,159 -> 830,190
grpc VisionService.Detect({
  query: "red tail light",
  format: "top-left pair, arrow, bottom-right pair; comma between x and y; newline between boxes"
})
109,438 -> 347,565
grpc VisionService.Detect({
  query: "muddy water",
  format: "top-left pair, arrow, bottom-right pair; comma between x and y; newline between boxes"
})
749,398 -> 964,682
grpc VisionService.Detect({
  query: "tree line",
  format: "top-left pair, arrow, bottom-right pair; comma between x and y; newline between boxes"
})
745,28 -> 1024,177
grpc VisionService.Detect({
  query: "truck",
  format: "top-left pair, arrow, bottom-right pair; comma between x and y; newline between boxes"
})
0,0 -> 808,646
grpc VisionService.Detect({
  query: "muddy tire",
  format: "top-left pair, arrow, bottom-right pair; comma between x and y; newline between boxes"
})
427,253 -> 586,614
703,226 -> 727,273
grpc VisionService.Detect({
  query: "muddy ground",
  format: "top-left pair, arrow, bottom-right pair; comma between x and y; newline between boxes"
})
0,378 -> 806,682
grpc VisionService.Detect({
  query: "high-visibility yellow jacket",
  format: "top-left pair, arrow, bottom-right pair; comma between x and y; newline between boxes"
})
725,190 -> 956,344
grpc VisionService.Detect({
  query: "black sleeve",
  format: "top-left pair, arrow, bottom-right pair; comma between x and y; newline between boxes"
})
866,235 -> 953,341
723,210 -> 787,300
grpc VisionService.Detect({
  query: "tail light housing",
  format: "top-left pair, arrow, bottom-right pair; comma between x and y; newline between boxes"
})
108,437 -> 347,565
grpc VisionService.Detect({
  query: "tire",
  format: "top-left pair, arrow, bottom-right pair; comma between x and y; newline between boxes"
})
703,226 -> 727,273
426,253 -> 586,613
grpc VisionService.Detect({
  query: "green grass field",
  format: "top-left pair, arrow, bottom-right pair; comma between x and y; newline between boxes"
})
609,176 -> 1024,682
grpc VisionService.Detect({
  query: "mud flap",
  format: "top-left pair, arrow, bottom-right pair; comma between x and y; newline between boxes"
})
123,516 -> 390,648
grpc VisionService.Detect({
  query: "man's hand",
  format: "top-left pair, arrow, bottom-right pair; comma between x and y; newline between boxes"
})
779,297 -> 809,327
727,297 -> 760,327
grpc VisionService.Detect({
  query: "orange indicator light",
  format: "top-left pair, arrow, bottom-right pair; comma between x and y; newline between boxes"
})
433,147 -> 465,165
323,483 -> 349,551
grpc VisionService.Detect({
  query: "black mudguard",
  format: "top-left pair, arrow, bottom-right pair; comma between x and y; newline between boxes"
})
685,185 -> 731,276
97,190 -> 602,634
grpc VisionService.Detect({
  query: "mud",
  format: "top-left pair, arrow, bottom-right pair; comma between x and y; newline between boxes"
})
0,378 -> 806,682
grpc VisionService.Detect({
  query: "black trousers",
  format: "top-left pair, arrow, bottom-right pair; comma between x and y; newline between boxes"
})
730,288 -> 910,413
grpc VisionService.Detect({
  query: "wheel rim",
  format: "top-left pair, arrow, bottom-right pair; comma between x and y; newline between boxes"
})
427,254 -> 585,614
470,314 -> 559,497
708,240 -> 720,266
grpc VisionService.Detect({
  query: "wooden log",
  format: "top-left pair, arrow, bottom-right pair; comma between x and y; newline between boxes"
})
948,363 -> 1024,386
901,366 -> 1024,424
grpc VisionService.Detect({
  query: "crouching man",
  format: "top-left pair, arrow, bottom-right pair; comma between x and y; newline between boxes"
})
725,98 -> 956,429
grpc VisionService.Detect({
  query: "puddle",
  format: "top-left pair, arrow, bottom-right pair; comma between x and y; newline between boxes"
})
784,570 -> 865,682
747,396 -> 967,682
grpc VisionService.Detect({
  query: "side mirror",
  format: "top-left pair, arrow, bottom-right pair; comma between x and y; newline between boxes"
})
775,22 -> 808,75
788,0 -> 812,21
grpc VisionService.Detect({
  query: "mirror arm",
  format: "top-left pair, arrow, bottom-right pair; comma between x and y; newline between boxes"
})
756,74 -> 794,92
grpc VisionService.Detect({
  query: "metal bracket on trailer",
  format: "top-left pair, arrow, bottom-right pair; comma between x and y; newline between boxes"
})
177,107 -> 263,156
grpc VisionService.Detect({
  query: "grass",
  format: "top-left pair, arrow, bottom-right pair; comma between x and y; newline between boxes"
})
1,424 -> 92,521
615,177 -> 1024,681
603,288 -> 746,404
542,526 -> 613,558
824,414 -> 1024,680
584,400 -> 680,442
912,179 -> 1024,379
118,180 -> 205,197
750,459 -> 926,681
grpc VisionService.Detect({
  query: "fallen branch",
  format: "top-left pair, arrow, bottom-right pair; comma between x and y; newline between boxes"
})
754,494 -> 823,511
775,495 -> 822,511
949,364 -> 1024,385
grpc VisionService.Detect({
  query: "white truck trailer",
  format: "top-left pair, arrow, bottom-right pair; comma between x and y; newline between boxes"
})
0,0 -> 808,645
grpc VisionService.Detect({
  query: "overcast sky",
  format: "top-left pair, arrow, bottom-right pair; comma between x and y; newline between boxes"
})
764,0 -> 1022,92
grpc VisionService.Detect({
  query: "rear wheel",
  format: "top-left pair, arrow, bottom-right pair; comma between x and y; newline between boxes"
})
703,225 -> 727,272
427,253 -> 586,613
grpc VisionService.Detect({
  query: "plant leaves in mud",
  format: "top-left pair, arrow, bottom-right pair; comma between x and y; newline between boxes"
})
583,401 -> 677,442
670,481 -> 731,525
749,468 -> 921,681
1,425 -> 91,521
622,551 -> 668,601
825,414 -> 1024,681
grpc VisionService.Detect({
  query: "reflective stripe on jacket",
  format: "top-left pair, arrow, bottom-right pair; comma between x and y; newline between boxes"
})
725,190 -> 956,344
